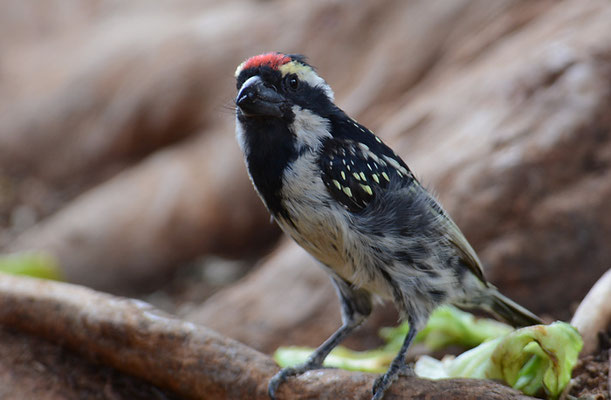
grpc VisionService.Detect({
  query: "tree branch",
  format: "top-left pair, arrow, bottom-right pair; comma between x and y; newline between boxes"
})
0,274 -> 532,399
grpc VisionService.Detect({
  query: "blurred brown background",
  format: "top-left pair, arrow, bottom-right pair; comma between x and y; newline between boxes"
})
1,0 -> 610,363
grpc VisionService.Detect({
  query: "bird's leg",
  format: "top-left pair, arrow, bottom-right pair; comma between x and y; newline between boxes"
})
268,277 -> 372,399
267,314 -> 363,397
371,316 -> 418,400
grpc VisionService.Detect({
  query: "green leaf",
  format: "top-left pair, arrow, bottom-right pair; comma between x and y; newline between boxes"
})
488,322 -> 582,398
0,252 -> 63,281
274,306 -> 582,399
414,322 -> 583,399
275,306 -> 515,374
274,346 -> 392,373
380,305 -> 512,351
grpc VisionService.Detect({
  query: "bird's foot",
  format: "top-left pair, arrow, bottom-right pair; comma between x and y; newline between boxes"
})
372,363 -> 414,400
268,361 -> 325,399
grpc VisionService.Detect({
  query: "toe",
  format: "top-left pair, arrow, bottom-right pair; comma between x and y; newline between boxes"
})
268,363 -> 323,399
399,363 -> 415,377
371,374 -> 384,395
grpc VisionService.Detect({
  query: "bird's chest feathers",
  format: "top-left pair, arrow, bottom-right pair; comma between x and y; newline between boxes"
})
277,154 -> 346,266
276,150 -> 393,298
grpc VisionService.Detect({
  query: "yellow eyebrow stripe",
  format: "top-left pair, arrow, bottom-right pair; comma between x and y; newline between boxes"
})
278,61 -> 313,77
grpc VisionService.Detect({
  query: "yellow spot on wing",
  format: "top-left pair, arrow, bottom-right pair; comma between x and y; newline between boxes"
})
360,184 -> 373,195
332,180 -> 341,190
341,171 -> 346,180
382,172 -> 390,181
359,172 -> 367,181
343,187 -> 353,197
352,172 -> 361,180
372,174 -> 380,183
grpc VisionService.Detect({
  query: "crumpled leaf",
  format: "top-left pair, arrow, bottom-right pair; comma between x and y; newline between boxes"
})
414,322 -> 582,399
0,252 -> 62,280
275,306 -> 582,399
381,305 -> 513,351
275,306 -> 516,373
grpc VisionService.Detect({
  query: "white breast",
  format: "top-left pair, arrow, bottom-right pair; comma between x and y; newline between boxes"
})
277,152 -> 394,299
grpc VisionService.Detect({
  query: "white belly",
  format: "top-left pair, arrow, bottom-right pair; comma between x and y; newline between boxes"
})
277,151 -> 393,299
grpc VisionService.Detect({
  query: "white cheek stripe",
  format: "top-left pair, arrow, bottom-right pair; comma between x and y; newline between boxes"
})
289,106 -> 332,151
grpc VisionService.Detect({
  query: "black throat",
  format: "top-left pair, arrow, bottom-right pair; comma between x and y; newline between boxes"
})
240,115 -> 296,220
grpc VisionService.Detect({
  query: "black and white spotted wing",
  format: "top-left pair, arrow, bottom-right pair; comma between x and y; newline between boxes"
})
319,137 -> 414,213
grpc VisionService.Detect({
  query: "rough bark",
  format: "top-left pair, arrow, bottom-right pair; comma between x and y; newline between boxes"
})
0,274 -> 532,400
0,327 -> 182,400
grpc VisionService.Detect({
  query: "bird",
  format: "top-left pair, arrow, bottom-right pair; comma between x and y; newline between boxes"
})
233,52 -> 542,400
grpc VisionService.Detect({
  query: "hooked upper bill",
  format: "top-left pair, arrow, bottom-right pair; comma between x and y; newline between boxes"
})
236,76 -> 285,118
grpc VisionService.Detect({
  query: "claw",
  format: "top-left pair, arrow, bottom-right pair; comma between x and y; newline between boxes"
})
371,371 -> 398,400
371,362 -> 414,399
267,362 -> 322,399
267,372 -> 280,400
266,283 -> 372,398
370,318 -> 418,399
268,367 -> 294,399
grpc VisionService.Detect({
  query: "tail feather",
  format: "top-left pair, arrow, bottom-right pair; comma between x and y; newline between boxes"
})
483,289 -> 543,328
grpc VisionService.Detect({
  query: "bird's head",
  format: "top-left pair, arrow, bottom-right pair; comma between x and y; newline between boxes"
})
234,53 -> 338,157
235,52 -> 334,120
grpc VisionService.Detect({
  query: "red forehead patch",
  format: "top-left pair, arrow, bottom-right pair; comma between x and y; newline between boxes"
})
242,53 -> 291,71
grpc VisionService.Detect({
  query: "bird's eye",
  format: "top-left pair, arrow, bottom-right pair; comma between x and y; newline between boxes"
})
286,75 -> 299,91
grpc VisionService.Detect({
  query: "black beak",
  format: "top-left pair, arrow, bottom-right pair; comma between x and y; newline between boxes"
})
236,78 -> 285,118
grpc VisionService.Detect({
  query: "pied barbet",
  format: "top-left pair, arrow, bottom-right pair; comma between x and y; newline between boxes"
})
234,52 -> 542,400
